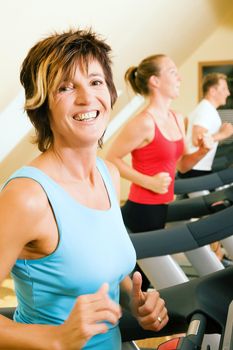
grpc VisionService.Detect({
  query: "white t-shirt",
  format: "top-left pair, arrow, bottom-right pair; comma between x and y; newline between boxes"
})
186,99 -> 222,170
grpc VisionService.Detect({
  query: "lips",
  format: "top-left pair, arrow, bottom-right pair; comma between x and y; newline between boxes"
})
73,111 -> 99,121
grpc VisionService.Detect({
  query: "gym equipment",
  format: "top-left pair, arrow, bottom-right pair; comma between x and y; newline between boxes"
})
133,204 -> 233,289
167,185 -> 233,273
126,206 -> 233,349
1,268 -> 233,350
171,177 -> 233,274
174,168 -> 233,196
212,141 -> 233,172
128,208 -> 233,350
167,184 -> 233,223
121,267 -> 233,350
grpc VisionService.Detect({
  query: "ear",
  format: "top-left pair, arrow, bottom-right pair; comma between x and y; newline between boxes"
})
208,85 -> 217,98
149,75 -> 160,88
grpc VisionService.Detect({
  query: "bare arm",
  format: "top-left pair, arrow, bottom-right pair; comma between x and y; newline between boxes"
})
106,113 -> 171,194
192,122 -> 233,145
176,118 -> 213,173
0,179 -> 121,350
0,179 -> 60,349
178,120 -> 233,173
177,146 -> 210,173
212,123 -> 233,142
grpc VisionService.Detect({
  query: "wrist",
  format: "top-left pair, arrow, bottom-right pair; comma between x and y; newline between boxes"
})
48,325 -> 65,350
142,175 -> 154,191
198,147 -> 209,157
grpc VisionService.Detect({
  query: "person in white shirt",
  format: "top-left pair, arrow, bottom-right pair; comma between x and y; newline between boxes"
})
178,72 -> 233,265
178,72 -> 233,178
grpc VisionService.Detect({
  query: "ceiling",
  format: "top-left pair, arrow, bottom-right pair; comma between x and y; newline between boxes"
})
0,0 -> 232,111
0,0 -> 233,181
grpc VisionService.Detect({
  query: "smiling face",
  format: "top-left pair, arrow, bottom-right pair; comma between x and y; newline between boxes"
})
156,56 -> 181,99
212,79 -> 230,108
48,59 -> 111,149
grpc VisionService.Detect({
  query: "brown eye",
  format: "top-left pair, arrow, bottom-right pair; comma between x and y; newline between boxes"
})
92,79 -> 104,86
58,84 -> 74,92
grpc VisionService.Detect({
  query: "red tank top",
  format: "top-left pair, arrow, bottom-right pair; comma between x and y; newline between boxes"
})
128,113 -> 184,204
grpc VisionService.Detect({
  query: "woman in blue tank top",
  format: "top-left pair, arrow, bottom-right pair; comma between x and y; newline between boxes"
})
0,29 -> 168,349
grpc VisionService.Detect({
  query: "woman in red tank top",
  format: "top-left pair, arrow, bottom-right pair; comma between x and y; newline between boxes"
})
106,54 -> 213,290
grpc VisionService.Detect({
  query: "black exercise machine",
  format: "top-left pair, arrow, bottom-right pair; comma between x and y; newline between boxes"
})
122,205 -> 233,349
167,184 -> 233,222
174,168 -> 233,196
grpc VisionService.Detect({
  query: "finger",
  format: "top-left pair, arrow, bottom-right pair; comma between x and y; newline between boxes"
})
86,322 -> 109,338
97,282 -> 109,295
137,290 -> 160,316
132,271 -> 142,298
91,309 -> 121,325
87,295 -> 122,318
142,304 -> 168,327
76,283 -> 120,315
138,304 -> 168,330
94,284 -> 122,317
159,172 -> 170,177
132,271 -> 145,305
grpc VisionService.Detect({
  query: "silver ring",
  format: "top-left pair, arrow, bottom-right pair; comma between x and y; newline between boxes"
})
157,316 -> 162,323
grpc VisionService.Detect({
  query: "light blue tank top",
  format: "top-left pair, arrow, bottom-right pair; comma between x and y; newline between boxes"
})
4,158 -> 136,349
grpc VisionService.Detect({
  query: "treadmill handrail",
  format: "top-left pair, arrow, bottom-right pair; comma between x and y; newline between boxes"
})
130,205 -> 233,259
174,168 -> 233,194
167,186 -> 233,222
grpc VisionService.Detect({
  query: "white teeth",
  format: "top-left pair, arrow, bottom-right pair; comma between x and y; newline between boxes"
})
74,111 -> 97,121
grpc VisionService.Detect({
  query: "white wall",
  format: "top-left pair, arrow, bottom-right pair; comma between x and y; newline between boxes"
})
1,0 -> 233,186
172,9 -> 233,116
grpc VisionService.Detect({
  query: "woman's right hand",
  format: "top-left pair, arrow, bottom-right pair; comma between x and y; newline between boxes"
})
146,172 -> 172,194
55,283 -> 121,350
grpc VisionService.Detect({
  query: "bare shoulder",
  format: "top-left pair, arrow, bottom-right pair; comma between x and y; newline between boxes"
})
119,110 -> 154,144
0,178 -> 49,239
0,177 -> 50,277
1,177 -> 48,210
131,110 -> 154,131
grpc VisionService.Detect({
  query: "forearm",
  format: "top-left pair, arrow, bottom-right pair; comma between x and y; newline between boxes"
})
177,148 -> 209,174
213,131 -> 228,142
0,317 -> 60,350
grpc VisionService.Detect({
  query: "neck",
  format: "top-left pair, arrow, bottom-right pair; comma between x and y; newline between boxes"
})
148,93 -> 172,117
147,100 -> 171,120
33,145 -> 97,184
204,96 -> 219,109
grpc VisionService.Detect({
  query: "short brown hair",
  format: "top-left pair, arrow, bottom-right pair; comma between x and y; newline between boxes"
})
20,28 -> 117,152
202,72 -> 227,96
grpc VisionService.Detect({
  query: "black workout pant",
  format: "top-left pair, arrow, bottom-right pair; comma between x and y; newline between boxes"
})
177,169 -> 212,179
121,200 -> 168,291
121,200 -> 168,233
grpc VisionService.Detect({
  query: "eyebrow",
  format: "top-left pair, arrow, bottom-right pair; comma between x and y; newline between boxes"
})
88,72 -> 105,78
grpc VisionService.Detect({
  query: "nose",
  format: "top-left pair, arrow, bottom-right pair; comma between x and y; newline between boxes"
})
74,85 -> 93,105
